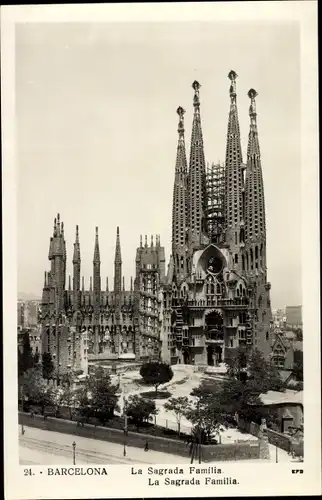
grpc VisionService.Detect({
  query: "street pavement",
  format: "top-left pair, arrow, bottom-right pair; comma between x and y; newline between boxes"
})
19,426 -> 191,465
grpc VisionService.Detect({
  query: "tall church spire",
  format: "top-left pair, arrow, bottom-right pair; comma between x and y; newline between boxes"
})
188,81 -> 207,250
114,226 -> 122,294
225,71 -> 244,269
244,89 -> 267,275
72,225 -> 81,310
93,226 -> 101,308
172,106 -> 188,281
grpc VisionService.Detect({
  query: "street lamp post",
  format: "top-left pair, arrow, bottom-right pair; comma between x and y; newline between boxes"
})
72,441 -> 76,465
123,390 -> 128,457
20,386 -> 25,435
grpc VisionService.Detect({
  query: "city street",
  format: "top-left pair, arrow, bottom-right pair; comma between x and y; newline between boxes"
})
19,426 -> 191,465
19,425 -> 293,465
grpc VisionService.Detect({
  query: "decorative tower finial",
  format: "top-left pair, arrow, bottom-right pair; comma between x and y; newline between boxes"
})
61,221 -> 64,237
140,235 -> 143,247
82,276 -> 84,292
145,235 -> 148,247
122,276 -> 125,292
106,276 -> 109,292
130,276 -> 133,292
228,70 -> 238,104
53,217 -> 57,237
57,213 -> 61,235
90,276 -> 93,292
192,80 -> 201,111
177,106 -> 185,140
248,88 -> 258,131
68,275 -> 71,291
44,271 -> 47,286
151,235 -> 154,247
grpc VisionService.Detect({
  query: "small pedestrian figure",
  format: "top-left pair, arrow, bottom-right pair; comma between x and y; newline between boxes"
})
144,440 -> 149,452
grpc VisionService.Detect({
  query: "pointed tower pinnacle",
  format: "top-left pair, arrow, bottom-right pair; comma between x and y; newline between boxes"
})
73,225 -> 81,263
106,277 -> 109,292
130,276 -> 133,292
245,89 -> 266,274
82,276 -> 85,292
93,226 -> 100,263
122,277 -> 125,292
93,227 -> 101,309
225,71 -> 244,267
172,106 -> 188,280
68,275 -> 71,291
72,225 -> 81,309
188,81 -> 207,249
114,226 -> 122,295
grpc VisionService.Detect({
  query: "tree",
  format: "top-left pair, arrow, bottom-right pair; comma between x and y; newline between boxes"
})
20,366 -> 54,415
77,367 -> 119,424
247,348 -> 285,393
126,395 -> 158,431
187,379 -> 227,444
187,348 -> 284,433
294,328 -> 303,341
60,385 -> 77,420
140,361 -> 173,396
18,330 -> 39,377
42,352 -> 55,381
164,396 -> 190,435
293,350 -> 303,382
224,346 -> 248,381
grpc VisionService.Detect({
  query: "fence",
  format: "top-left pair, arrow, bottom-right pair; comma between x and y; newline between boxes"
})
19,412 -> 260,462
237,417 -> 303,456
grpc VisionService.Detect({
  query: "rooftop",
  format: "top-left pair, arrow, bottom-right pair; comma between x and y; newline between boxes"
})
261,389 -> 303,406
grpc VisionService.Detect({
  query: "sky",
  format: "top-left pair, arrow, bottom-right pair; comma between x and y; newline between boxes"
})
16,21 -> 301,309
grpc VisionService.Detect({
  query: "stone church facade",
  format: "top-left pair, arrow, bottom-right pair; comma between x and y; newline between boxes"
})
40,71 -> 273,375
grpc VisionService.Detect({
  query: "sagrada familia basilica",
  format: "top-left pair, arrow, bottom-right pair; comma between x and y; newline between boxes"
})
40,71 -> 273,376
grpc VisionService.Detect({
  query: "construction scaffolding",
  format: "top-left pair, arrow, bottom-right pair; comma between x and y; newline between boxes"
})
205,162 -> 226,244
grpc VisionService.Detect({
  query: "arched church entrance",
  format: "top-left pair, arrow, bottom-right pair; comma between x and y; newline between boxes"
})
183,348 -> 189,365
205,310 -> 224,366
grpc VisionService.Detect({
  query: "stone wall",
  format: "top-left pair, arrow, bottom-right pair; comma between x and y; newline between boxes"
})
19,412 -> 260,461
237,417 -> 303,455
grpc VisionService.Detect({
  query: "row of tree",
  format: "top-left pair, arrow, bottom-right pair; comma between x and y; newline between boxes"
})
163,348 -> 285,443
18,331 -> 54,380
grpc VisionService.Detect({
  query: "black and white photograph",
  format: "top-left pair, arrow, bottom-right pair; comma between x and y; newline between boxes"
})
2,2 -> 320,499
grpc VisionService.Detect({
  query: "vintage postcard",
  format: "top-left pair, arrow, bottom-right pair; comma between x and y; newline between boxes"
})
2,2 -> 320,498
